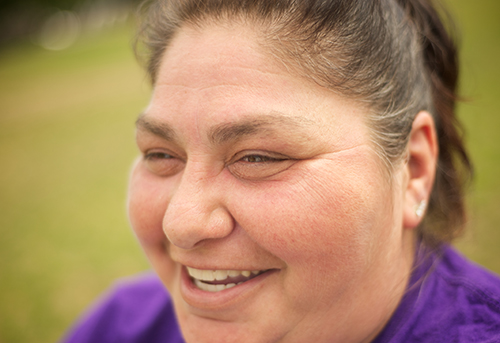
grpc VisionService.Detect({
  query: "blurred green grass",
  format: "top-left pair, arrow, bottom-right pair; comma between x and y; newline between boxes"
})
0,1 -> 499,342
0,23 -> 151,342
446,0 -> 500,273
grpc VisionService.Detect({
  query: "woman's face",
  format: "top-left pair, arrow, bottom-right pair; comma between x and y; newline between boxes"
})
128,24 -> 415,343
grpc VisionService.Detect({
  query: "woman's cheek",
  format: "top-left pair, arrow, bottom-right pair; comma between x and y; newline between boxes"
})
128,165 -> 181,292
128,164 -> 171,247
229,153 -> 387,265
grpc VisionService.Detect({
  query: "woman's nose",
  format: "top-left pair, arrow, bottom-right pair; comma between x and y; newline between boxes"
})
162,168 -> 234,249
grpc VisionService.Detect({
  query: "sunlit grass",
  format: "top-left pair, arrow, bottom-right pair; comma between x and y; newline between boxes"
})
0,1 -> 499,342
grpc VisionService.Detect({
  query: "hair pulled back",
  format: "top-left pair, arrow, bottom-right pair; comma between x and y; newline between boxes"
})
135,0 -> 472,247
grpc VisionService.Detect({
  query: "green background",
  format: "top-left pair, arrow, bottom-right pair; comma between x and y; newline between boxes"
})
0,1 -> 499,342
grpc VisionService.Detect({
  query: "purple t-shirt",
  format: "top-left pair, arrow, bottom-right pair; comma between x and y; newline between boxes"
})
61,247 -> 500,343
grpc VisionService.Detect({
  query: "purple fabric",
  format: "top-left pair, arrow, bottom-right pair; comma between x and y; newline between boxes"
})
373,246 -> 500,343
61,247 -> 500,343
61,273 -> 185,343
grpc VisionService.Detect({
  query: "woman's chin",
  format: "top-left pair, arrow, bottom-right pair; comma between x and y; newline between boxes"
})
180,316 -> 253,343
175,307 -> 287,343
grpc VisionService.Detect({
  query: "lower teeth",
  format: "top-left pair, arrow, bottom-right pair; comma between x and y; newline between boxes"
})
194,279 -> 242,292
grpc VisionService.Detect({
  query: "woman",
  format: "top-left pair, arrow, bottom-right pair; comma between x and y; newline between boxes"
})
62,0 -> 500,342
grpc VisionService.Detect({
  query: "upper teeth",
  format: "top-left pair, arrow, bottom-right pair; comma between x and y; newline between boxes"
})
187,267 -> 260,281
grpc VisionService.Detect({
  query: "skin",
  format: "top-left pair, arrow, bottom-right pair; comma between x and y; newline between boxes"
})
128,23 -> 438,343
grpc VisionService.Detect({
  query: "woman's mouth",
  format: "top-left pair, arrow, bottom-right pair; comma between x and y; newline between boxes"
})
186,267 -> 268,292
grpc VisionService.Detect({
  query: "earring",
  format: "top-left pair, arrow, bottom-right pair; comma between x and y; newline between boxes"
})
415,200 -> 427,218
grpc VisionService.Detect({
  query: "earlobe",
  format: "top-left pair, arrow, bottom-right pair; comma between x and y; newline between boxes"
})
402,111 -> 438,229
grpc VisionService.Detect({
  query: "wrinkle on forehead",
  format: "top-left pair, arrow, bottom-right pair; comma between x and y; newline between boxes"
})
155,23 -> 283,86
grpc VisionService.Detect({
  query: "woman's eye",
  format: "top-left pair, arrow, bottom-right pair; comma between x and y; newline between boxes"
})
241,155 -> 279,163
143,151 -> 184,176
147,152 -> 173,159
228,153 -> 295,180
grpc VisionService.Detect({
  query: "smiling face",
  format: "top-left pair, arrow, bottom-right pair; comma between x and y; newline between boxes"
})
128,23 -> 417,343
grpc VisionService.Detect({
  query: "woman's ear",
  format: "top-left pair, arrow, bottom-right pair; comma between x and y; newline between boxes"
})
403,111 -> 438,229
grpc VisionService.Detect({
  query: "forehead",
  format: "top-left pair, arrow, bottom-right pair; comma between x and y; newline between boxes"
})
148,23 -> 369,148
155,23 -> 291,105
158,23 -> 267,81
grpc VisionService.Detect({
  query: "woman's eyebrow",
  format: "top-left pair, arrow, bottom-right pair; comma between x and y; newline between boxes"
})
136,112 -> 313,145
208,114 -> 313,145
136,114 -> 178,142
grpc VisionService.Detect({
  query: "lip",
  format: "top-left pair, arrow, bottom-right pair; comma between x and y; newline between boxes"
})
180,265 -> 279,310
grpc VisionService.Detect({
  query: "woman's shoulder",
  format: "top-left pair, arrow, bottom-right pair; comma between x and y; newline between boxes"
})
376,246 -> 500,343
438,246 -> 500,304
60,272 -> 184,343
410,246 -> 500,342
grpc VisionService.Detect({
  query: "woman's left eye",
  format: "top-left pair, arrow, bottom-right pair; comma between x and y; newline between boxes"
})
228,152 -> 295,180
240,155 -> 281,163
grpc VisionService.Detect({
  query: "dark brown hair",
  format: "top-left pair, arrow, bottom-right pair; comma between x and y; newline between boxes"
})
134,0 -> 473,247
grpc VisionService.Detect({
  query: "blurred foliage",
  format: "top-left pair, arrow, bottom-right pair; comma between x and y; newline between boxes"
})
0,0 -> 87,10
0,1 -> 498,343
0,0 -> 140,10
0,0 -> 141,45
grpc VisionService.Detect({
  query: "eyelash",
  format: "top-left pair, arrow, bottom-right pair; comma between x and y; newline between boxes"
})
145,152 -> 174,160
228,151 -> 295,180
239,154 -> 284,163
